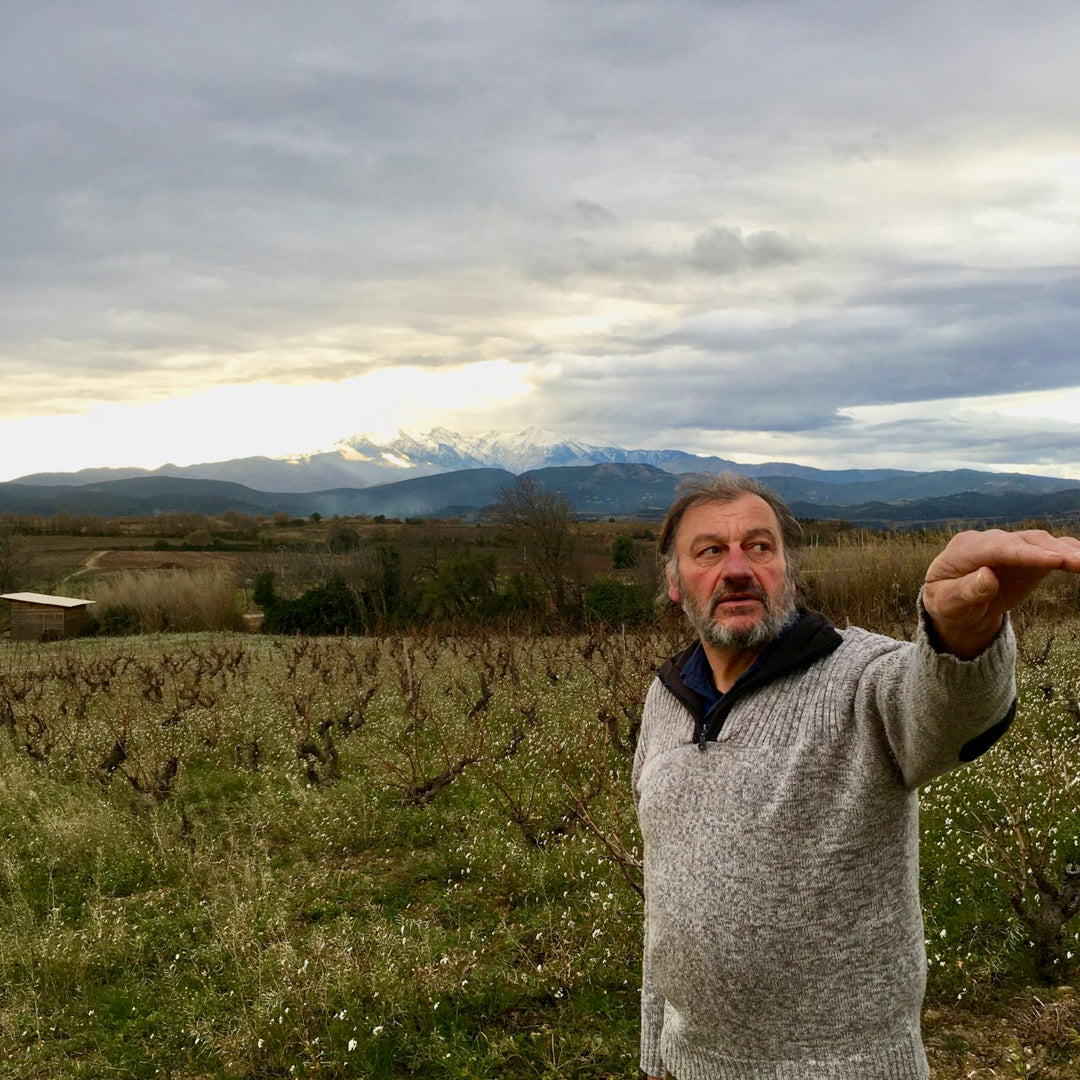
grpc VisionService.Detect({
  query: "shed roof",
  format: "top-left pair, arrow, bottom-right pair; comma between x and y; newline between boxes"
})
0,592 -> 96,609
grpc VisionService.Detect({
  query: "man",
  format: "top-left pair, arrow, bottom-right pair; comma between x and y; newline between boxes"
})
634,474 -> 1080,1080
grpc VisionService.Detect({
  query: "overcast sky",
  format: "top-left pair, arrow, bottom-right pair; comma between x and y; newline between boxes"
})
3,0 -> 1080,481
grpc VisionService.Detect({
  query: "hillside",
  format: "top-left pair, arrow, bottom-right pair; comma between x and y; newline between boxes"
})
5,461 -> 1080,527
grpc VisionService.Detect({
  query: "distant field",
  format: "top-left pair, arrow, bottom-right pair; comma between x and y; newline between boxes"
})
1,620 -> 1078,1078
21,534 -> 162,584
87,549 -> 242,573
12,518 -> 656,592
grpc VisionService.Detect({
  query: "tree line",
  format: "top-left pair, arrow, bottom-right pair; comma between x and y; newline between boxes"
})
252,478 -> 656,635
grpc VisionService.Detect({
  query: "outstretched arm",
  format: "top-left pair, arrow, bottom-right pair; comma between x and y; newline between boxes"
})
922,528 -> 1080,659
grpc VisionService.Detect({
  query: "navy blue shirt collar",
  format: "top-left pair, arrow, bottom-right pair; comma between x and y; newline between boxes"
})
682,611 -> 800,719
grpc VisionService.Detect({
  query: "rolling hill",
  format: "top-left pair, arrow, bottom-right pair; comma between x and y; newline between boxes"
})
4,461 -> 1080,527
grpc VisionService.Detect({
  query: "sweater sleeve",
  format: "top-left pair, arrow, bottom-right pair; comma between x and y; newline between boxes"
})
639,905 -> 666,1077
859,598 -> 1017,791
633,683 -> 666,1078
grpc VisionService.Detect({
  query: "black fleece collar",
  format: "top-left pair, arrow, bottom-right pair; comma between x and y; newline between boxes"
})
658,608 -> 843,746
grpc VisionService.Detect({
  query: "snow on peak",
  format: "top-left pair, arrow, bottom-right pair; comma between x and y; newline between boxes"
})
329,427 -> 614,473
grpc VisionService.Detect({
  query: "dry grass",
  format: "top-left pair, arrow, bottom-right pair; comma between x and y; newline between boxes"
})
797,533 -> 943,634
798,533 -> 1080,636
87,568 -> 245,633
926,986 -> 1080,1079
90,550 -> 239,572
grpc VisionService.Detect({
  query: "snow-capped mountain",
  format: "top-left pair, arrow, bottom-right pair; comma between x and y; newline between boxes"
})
333,426 -> 640,474
15,428 -> 643,492
15,428 -> 1080,503
325,427 -> 902,481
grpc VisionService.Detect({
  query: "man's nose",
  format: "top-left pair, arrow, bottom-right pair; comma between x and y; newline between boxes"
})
720,546 -> 752,579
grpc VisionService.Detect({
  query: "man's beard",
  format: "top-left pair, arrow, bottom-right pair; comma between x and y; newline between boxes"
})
680,575 -> 798,651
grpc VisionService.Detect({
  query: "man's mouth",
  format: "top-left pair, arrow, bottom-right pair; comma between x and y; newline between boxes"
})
710,588 -> 767,614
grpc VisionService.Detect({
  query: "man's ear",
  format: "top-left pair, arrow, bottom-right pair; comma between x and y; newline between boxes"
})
667,570 -> 681,605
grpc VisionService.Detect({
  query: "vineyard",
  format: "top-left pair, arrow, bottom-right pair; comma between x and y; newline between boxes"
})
1,613 -> 1079,1077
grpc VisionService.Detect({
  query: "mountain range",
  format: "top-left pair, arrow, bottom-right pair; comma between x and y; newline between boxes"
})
4,428 -> 1080,526
14,426 -> 926,492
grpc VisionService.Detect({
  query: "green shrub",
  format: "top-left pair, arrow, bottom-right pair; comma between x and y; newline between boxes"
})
419,554 -> 498,623
326,525 -> 360,554
499,571 -> 546,618
94,604 -> 139,636
252,569 -> 276,610
261,575 -> 363,635
611,535 -> 638,570
585,579 -> 655,628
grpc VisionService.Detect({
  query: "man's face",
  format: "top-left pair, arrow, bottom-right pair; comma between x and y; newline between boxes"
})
667,493 -> 796,651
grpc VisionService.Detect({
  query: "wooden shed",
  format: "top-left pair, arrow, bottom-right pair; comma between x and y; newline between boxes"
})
0,592 -> 96,642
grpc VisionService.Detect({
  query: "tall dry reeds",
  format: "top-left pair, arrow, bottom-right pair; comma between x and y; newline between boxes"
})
89,568 -> 244,634
797,532 -> 947,635
798,529 -> 1080,634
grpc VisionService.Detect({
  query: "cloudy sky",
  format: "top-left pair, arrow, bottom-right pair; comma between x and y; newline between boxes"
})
3,0 -> 1080,481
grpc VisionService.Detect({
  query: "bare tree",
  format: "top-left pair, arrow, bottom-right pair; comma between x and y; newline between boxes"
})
492,476 -> 582,617
959,622 -> 1080,981
0,526 -> 32,592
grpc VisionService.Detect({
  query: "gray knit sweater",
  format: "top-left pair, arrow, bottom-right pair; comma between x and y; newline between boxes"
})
633,608 -> 1016,1080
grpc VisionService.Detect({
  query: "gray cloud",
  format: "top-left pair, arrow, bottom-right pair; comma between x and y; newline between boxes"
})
501,260 -> 1080,466
525,222 -> 816,290
3,0 -> 1080,474
571,200 -> 616,228
688,226 -> 815,274
771,412 -> 1080,478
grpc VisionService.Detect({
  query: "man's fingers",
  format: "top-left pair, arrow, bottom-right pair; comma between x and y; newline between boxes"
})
925,567 -> 999,622
923,529 -> 1080,657
1016,531 -> 1080,569
965,566 -> 999,603
925,529 -> 1080,588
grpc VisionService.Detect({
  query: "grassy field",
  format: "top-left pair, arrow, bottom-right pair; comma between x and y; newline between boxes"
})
2,612 -> 1079,1078
9,518 -> 656,586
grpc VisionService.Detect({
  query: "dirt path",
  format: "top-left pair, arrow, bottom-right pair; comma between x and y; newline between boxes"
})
66,548 -> 240,581
83,549 -> 109,572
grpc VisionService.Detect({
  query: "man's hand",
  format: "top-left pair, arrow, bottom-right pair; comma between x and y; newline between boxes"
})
923,528 -> 1080,659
